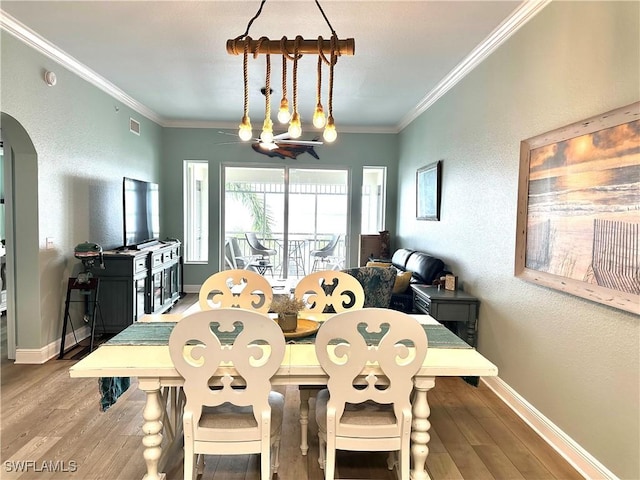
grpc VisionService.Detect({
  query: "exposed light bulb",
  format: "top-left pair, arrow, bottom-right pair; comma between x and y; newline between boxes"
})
238,116 -> 253,141
260,129 -> 274,144
288,112 -> 302,139
323,117 -> 337,143
260,118 -> 274,144
278,98 -> 290,123
312,104 -> 326,129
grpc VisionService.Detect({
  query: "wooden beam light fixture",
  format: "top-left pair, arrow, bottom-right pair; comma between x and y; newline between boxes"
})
226,0 -> 355,144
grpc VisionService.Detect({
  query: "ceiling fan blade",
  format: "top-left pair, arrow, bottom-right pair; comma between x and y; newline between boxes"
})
217,130 -> 238,137
218,130 -> 264,142
277,139 -> 323,146
273,132 -> 291,141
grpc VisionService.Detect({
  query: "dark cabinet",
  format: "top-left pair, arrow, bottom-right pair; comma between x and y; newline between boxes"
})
411,284 -> 479,347
91,250 -> 149,333
147,242 -> 181,315
92,241 -> 181,334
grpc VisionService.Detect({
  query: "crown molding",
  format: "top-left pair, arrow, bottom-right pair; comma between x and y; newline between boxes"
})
2,2 -> 549,134
397,0 -> 551,132
0,10 -> 165,126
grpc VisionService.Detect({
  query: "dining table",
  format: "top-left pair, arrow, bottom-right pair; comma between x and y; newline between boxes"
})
69,312 -> 498,480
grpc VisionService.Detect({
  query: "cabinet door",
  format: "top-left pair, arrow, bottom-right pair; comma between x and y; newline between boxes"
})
163,268 -> 171,304
134,276 -> 148,319
151,270 -> 163,312
96,277 -> 133,333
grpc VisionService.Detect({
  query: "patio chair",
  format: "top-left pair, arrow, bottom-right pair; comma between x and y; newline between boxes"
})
310,234 -> 341,271
314,308 -> 428,480
224,237 -> 256,270
245,233 -> 277,276
169,308 -> 286,480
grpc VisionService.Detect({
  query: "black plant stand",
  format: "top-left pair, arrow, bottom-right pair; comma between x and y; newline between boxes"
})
58,277 -> 106,359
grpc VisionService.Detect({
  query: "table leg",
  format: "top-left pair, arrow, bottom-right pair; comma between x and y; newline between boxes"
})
299,388 -> 311,455
139,378 -> 166,480
410,377 -> 436,480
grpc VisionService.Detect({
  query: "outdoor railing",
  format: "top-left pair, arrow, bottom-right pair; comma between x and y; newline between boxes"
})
226,233 -> 346,277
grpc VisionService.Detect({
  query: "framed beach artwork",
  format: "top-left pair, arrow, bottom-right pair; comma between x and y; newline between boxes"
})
515,102 -> 639,315
416,160 -> 442,221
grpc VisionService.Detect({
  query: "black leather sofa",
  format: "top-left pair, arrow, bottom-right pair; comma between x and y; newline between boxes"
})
388,248 -> 447,312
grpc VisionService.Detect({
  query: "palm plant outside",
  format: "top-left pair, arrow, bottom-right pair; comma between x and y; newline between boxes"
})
226,182 -> 274,236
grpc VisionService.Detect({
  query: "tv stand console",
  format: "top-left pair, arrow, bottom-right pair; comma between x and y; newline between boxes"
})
91,240 -> 181,333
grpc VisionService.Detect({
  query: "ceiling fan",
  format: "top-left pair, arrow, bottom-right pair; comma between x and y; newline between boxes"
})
216,131 -> 323,160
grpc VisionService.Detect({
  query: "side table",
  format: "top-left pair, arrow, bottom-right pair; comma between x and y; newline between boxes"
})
248,261 -> 274,277
411,284 -> 479,347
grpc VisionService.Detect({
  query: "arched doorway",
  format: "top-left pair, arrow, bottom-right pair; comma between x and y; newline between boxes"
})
1,112 -> 40,361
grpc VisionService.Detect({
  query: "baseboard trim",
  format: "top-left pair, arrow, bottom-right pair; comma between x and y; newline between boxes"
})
481,376 -> 617,480
15,325 -> 91,364
182,284 -> 200,294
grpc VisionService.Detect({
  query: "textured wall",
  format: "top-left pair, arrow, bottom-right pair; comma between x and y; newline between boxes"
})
1,32 -> 163,348
396,2 -> 639,477
160,128 -> 399,285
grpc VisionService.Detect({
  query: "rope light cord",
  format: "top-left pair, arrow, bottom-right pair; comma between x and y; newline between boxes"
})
261,38 -> 273,142
243,38 -> 250,118
313,36 -> 326,129
278,37 -> 291,124
238,36 -> 252,141
292,36 -> 300,116
281,53 -> 287,100
323,34 -> 338,142
316,55 -> 322,106
288,36 -> 303,138
328,35 -> 337,116
264,52 -> 271,120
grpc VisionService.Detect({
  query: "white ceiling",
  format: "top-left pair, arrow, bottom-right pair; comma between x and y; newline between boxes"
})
1,1 -> 542,133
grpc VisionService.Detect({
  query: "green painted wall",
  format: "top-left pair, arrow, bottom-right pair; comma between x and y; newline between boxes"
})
1,32 -> 163,349
396,2 -> 639,478
160,128 -> 398,286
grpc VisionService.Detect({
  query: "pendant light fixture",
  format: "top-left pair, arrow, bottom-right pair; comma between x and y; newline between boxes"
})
227,0 -> 354,144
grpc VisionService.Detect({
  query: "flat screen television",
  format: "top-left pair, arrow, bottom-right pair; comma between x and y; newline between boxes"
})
123,177 -> 160,248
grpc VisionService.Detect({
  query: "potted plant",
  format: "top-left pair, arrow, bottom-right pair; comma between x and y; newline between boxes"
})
271,296 -> 306,333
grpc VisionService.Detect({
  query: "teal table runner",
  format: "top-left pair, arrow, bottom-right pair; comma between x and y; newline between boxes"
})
99,320 -> 471,410
105,321 -> 472,349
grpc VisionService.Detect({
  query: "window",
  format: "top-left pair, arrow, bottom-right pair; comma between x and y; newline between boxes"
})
361,167 -> 386,233
222,166 -> 349,277
183,161 -> 208,263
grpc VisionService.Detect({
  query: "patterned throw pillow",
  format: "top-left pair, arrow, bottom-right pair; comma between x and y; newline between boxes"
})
343,266 -> 396,308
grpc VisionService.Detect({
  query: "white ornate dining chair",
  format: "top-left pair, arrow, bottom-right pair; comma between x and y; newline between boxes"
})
294,270 -> 366,456
169,308 -> 286,480
294,270 -> 364,313
314,308 -> 428,480
199,269 -> 273,313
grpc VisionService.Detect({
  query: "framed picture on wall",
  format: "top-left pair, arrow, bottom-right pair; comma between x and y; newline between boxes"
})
416,160 -> 442,221
515,101 -> 639,315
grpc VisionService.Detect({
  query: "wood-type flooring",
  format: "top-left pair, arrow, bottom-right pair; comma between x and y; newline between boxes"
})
0,296 -> 583,479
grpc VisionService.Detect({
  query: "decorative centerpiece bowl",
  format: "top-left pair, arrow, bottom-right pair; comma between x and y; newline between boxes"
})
271,296 -> 306,333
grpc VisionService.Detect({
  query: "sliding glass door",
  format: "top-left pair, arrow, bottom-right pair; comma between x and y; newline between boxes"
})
222,166 -> 349,278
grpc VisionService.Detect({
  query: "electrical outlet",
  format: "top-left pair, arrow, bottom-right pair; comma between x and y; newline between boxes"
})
46,237 -> 54,249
